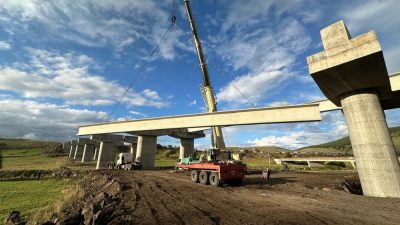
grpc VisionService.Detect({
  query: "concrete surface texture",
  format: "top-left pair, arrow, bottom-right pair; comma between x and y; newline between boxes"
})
96,141 -> 116,169
74,144 -> 84,160
308,20 -> 400,197
129,143 -> 137,157
63,141 -> 71,153
82,144 -> 95,162
307,20 -> 392,106
68,140 -> 77,158
78,104 -> 321,135
136,135 -> 157,169
179,138 -> 194,159
341,91 -> 400,197
93,146 -> 98,160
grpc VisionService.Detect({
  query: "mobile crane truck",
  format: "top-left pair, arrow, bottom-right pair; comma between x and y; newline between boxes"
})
175,0 -> 246,186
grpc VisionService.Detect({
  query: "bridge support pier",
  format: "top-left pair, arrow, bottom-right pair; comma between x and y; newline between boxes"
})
96,141 -> 115,169
69,141 -> 77,158
64,141 -> 71,154
93,146 -> 98,160
341,91 -> 400,197
74,144 -> 84,160
179,138 -> 194,159
82,144 -> 95,162
136,135 -> 157,169
307,21 -> 400,197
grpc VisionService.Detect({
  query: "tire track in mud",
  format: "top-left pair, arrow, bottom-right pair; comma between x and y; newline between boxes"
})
98,170 -> 400,225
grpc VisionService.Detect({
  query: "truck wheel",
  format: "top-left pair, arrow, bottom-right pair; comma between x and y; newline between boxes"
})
209,172 -> 220,186
199,171 -> 209,185
190,170 -> 199,183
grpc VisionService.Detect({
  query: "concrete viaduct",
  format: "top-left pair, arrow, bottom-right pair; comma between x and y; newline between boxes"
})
64,21 -> 400,198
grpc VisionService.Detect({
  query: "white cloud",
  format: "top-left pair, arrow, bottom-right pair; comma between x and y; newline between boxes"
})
0,99 -> 107,141
340,0 -> 400,73
188,100 -> 197,106
217,69 -> 294,105
214,4 -> 311,107
129,111 -> 147,117
0,41 -> 11,50
0,48 -> 168,108
0,0 -> 186,59
245,110 -> 348,150
267,101 -> 290,107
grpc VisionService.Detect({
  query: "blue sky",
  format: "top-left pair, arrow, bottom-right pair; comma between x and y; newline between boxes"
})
0,0 -> 399,149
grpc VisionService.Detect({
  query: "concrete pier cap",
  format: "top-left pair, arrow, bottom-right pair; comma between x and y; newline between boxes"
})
307,20 -> 400,198
168,130 -> 205,159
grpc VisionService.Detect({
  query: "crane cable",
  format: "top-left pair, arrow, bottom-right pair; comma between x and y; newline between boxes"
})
169,0 -> 256,108
210,63 -> 257,108
105,21 -> 175,122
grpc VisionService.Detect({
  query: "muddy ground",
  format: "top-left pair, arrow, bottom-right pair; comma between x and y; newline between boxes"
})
57,170 -> 400,225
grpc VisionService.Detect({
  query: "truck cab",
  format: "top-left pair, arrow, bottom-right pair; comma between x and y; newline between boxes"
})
116,153 -> 133,166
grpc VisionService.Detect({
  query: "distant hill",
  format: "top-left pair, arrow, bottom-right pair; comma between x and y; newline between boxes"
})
298,126 -> 400,155
0,138 -> 57,150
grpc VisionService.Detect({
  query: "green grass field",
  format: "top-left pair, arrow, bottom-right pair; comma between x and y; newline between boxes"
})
155,159 -> 176,167
2,147 -> 67,171
0,179 -> 73,222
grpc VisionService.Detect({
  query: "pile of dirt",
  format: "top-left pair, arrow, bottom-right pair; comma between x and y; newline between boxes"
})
37,170 -> 400,225
43,172 -> 133,225
50,167 -> 77,177
336,175 -> 363,195
46,144 -> 67,156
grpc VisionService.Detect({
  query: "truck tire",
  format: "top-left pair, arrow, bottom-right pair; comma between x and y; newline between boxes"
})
190,170 -> 199,183
209,172 -> 220,186
199,171 -> 209,185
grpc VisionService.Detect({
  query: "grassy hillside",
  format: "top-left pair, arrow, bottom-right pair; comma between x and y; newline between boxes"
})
0,138 -> 66,170
0,138 -> 56,149
298,126 -> 400,155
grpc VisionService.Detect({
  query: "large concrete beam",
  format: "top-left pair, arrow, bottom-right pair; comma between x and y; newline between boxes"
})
78,104 -> 321,135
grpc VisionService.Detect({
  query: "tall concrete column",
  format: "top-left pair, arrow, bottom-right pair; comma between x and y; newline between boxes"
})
63,141 -> 70,153
130,143 -> 137,159
341,91 -> 400,197
179,138 -> 194,159
69,144 -> 75,158
82,144 -> 95,162
307,21 -> 400,197
136,135 -> 157,169
96,141 -> 115,169
74,144 -> 84,160
93,146 -> 98,160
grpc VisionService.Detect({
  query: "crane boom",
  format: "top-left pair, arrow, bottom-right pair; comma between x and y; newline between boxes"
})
183,0 -> 226,150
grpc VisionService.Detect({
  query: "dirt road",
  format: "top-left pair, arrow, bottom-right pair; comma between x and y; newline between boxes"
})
69,170 -> 400,225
